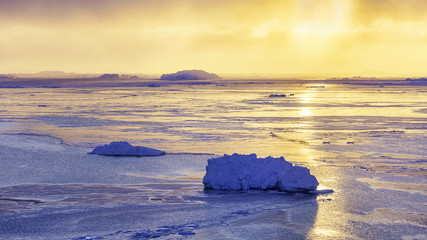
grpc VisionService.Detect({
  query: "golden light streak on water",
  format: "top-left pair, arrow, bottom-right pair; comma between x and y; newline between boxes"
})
300,107 -> 312,117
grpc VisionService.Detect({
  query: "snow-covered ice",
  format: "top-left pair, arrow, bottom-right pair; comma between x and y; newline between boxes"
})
203,154 -> 319,192
1,79 -> 427,239
88,141 -> 165,156
0,132 -> 426,240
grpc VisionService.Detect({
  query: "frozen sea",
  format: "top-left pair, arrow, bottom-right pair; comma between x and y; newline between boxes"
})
0,77 -> 426,239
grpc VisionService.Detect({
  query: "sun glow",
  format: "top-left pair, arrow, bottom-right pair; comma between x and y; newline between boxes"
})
251,19 -> 283,37
1,0 -> 427,75
293,0 -> 352,36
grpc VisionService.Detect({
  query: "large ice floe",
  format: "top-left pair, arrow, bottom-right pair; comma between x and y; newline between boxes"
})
88,141 -> 165,156
203,154 -> 319,192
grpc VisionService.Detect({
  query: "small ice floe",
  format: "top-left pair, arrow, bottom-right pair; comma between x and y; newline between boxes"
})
203,154 -> 319,193
88,141 -> 165,156
269,94 -> 286,98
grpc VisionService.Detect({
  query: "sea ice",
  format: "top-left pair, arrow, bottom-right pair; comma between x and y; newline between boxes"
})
88,141 -> 165,156
203,154 -> 319,192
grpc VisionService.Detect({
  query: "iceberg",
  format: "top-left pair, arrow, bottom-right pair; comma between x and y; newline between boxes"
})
98,73 -> 120,79
88,141 -> 165,156
160,70 -> 222,80
203,154 -> 319,192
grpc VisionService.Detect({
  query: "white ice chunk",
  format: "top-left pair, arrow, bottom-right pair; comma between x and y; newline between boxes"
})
203,154 -> 319,192
88,141 -> 165,156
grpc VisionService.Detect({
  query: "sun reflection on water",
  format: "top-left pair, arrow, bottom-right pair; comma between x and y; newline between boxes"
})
300,107 -> 312,117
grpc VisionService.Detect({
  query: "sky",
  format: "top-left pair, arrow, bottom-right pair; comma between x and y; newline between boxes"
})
1,0 -> 427,76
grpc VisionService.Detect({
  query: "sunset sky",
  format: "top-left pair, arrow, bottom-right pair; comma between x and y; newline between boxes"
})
1,0 -> 426,76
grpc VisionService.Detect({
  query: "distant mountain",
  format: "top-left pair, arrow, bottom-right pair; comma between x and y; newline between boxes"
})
36,71 -> 83,78
406,77 -> 427,81
38,71 -> 67,75
160,70 -> 222,80
13,71 -> 96,78
32,71 -> 69,78
0,74 -> 13,78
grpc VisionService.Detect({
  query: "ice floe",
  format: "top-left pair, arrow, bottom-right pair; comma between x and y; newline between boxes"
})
203,154 -> 319,192
88,141 -> 165,156
269,94 -> 286,98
